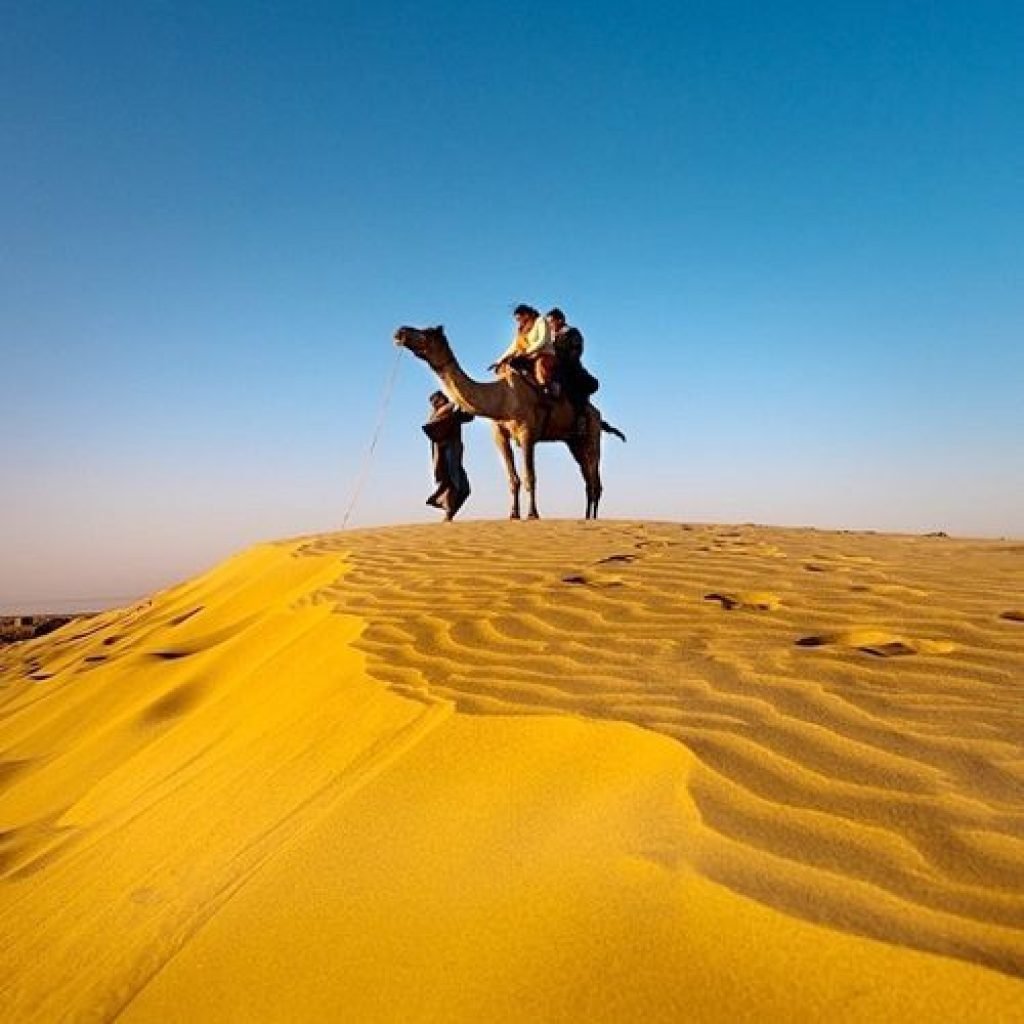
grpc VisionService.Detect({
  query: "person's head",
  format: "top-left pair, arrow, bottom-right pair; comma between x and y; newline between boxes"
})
429,390 -> 447,409
545,307 -> 566,331
513,303 -> 539,330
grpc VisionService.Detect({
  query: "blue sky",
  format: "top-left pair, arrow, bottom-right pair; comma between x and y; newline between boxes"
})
2,1 -> 1022,611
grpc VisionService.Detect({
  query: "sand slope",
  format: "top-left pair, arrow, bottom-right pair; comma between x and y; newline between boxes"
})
1,522 -> 1023,1021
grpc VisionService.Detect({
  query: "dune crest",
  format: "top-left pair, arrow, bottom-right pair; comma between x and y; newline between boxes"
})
2,522 -> 1023,1020
0,543 -> 448,1018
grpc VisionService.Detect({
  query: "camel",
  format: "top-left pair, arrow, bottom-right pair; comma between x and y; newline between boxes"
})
395,325 -> 625,520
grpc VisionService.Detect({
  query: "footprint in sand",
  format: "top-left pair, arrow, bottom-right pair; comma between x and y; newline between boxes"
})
562,574 -> 629,589
803,562 -> 855,574
804,555 -> 875,574
597,554 -> 637,565
704,591 -> 782,612
1000,610 -> 1024,623
796,629 -> 955,657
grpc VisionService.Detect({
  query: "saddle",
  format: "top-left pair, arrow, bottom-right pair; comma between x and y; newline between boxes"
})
503,365 -> 594,441
505,360 -> 555,397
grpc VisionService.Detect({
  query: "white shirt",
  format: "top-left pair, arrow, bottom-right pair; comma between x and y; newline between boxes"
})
501,316 -> 553,360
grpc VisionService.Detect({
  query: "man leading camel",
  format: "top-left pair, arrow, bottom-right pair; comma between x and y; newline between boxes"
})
396,325 -> 625,520
422,390 -> 473,521
491,304 -> 558,398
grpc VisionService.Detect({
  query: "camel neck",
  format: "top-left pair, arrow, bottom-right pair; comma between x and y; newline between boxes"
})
438,360 -> 514,421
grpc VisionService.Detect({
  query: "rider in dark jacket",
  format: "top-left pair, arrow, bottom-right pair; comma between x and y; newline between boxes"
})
546,308 -> 597,435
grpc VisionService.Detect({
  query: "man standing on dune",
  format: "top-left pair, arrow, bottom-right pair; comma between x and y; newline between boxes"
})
422,390 -> 473,521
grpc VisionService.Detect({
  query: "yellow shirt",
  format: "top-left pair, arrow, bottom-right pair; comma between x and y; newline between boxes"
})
501,318 -> 552,360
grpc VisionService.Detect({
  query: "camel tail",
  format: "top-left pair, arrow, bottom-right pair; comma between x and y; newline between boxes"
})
601,420 -> 626,442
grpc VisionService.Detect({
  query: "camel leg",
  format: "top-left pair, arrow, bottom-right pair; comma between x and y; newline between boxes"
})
494,427 -> 521,519
586,431 -> 603,519
587,459 -> 603,519
567,438 -> 589,518
571,412 -> 603,519
523,439 -> 540,519
568,434 -> 602,520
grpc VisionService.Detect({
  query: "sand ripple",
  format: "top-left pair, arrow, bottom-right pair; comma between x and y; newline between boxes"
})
309,521 -> 1024,978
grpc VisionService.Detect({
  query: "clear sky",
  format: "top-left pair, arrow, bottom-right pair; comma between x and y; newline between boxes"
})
2,1 -> 1022,612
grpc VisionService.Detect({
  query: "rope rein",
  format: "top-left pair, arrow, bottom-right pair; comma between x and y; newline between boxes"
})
340,347 -> 404,530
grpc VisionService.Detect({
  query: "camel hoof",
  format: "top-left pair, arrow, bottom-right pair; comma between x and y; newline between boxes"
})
528,513 -> 540,520
509,513 -> 521,520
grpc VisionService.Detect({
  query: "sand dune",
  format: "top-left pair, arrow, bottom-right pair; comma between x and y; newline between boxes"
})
1,521 -> 1022,1021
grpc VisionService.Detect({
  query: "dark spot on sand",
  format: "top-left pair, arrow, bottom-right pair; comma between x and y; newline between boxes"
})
0,760 -> 32,791
170,606 -> 204,627
140,680 -> 206,725
861,642 -> 916,658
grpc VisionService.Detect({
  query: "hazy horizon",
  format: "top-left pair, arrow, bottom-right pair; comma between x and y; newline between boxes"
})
3,2 -> 1022,613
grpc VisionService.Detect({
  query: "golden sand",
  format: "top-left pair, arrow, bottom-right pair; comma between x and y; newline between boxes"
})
1,521 -> 1022,1021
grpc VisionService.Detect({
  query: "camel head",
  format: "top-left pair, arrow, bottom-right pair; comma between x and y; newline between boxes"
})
394,325 -> 456,372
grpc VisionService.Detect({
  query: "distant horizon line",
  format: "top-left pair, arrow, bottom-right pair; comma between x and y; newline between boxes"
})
2,516 -> 1020,618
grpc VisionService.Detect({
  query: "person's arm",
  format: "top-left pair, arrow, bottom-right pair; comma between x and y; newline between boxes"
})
492,336 -> 520,368
424,407 -> 459,442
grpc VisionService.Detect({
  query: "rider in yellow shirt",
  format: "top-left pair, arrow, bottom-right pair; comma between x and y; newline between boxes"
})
492,304 -> 558,397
